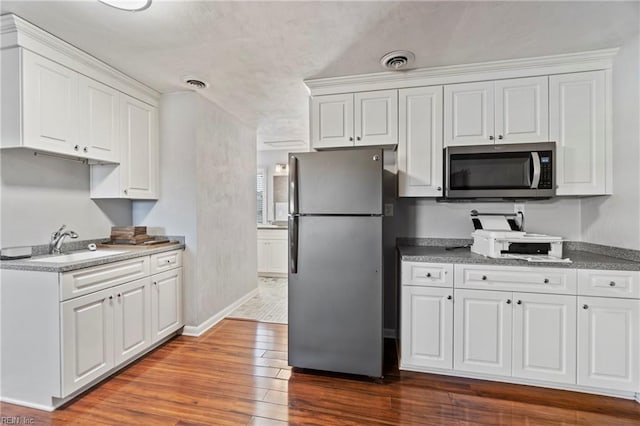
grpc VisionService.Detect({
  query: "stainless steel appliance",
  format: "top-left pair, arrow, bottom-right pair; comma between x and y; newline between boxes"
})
288,148 -> 383,377
444,142 -> 555,199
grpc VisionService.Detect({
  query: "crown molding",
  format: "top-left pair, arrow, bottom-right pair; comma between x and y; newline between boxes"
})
305,48 -> 620,96
1,13 -> 160,105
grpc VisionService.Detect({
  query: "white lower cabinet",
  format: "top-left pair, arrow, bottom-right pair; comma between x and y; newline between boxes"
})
401,261 -> 639,400
401,286 -> 453,370
257,229 -> 288,275
114,278 -> 152,365
577,296 -> 640,392
151,268 -> 183,342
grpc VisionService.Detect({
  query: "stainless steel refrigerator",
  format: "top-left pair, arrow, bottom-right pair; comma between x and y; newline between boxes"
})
288,148 -> 383,378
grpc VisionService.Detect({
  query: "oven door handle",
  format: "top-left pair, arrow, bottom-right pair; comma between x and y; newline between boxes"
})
530,152 -> 541,189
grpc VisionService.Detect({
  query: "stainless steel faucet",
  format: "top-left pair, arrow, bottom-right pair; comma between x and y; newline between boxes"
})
49,225 -> 78,254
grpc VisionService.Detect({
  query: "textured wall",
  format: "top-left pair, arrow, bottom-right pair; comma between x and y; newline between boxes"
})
582,33 -> 640,250
133,92 -> 257,327
1,149 -> 131,247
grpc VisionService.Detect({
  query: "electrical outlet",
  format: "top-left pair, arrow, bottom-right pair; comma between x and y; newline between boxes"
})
384,203 -> 394,217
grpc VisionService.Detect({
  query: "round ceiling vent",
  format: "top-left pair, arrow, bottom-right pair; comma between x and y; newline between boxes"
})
380,50 -> 415,71
182,76 -> 209,89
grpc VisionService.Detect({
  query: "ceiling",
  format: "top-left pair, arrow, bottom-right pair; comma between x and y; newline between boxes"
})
1,1 -> 638,151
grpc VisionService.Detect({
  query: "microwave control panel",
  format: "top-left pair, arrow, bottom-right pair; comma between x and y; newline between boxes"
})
538,151 -> 553,189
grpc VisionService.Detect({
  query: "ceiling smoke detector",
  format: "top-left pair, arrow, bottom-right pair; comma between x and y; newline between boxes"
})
380,50 -> 415,71
182,76 -> 209,89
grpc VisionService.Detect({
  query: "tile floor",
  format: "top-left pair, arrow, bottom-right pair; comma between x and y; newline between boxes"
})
228,276 -> 288,324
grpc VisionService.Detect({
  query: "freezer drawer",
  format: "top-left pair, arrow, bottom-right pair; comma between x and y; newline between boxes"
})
288,215 -> 383,377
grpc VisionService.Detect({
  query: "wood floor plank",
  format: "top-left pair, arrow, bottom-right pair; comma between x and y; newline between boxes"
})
1,318 -> 639,425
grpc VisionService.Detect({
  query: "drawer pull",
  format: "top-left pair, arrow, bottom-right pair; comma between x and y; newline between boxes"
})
609,281 -> 616,287
543,278 -> 549,284
481,275 -> 487,281
517,300 -> 522,305
166,259 -> 172,264
447,295 -> 452,300
506,299 -> 512,304
425,273 -> 432,278
583,304 -> 589,310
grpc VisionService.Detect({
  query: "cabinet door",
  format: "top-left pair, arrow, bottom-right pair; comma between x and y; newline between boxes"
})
454,289 -> 512,376
311,93 -> 354,149
78,75 -> 119,162
354,90 -> 398,146
398,86 -> 443,197
61,287 -> 114,396
257,239 -> 270,273
120,94 -> 158,199
22,50 -> 78,155
113,278 -> 152,365
151,268 -> 183,342
444,81 -> 494,146
401,286 -> 453,370
512,293 -> 576,384
578,296 -> 640,391
269,239 -> 289,274
495,76 -> 548,144
550,71 -> 606,195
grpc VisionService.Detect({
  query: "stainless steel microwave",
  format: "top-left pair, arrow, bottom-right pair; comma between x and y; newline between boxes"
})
444,142 -> 556,199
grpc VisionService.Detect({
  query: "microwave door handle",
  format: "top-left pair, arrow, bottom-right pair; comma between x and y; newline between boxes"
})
530,152 -> 541,189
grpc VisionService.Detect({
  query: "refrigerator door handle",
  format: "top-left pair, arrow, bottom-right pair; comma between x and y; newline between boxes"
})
289,216 -> 298,274
289,155 -> 298,214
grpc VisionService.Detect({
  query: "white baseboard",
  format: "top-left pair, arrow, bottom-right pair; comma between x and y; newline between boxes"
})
636,392 -> 639,404
384,328 -> 397,339
181,287 -> 260,337
0,396 -> 55,412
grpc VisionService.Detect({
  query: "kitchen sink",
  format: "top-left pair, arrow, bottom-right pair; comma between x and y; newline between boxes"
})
28,250 -> 128,263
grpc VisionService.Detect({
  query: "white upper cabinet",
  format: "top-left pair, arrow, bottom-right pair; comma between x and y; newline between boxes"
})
445,77 -> 548,146
311,90 -> 397,149
495,76 -> 549,144
550,71 -> 607,196
311,93 -> 354,149
78,75 -> 120,163
398,86 -> 444,197
444,81 -> 494,146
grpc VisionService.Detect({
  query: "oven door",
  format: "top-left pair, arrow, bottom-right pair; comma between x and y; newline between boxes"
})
444,142 -> 555,199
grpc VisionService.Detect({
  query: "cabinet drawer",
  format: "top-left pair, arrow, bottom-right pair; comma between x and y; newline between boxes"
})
61,257 -> 150,301
401,262 -> 453,287
454,264 -> 576,294
578,269 -> 640,299
150,250 -> 183,274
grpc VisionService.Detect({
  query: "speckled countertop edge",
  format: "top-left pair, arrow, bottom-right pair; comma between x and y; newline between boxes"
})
398,238 -> 640,271
1,236 -> 185,273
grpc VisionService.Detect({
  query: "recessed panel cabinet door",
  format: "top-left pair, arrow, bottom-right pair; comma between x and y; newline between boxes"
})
62,288 -> 114,396
113,278 -> 151,365
354,90 -> 398,146
444,81 -> 494,147
121,94 -> 158,199
401,286 -> 453,370
398,86 -> 443,197
311,93 -> 354,149
578,296 -> 640,391
151,268 -> 183,343
512,293 -> 576,384
22,50 -> 78,155
79,75 -> 119,162
550,71 -> 606,195
495,76 -> 549,144
454,289 -> 512,376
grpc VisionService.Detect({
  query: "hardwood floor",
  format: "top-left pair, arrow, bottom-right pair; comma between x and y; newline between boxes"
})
1,318 -> 639,425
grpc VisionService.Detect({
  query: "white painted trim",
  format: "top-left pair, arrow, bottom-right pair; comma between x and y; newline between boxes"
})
383,328 -> 397,339
305,48 -> 619,96
181,288 -> 260,337
636,392 -> 640,404
0,397 -> 55,412
1,13 -> 159,105
398,363 -> 638,401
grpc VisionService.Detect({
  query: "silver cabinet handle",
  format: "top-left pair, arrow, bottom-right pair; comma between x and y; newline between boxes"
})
609,281 -> 616,287
583,304 -> 589,310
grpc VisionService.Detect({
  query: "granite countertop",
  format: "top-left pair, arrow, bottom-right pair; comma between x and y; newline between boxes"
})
1,240 -> 185,273
398,245 -> 640,271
